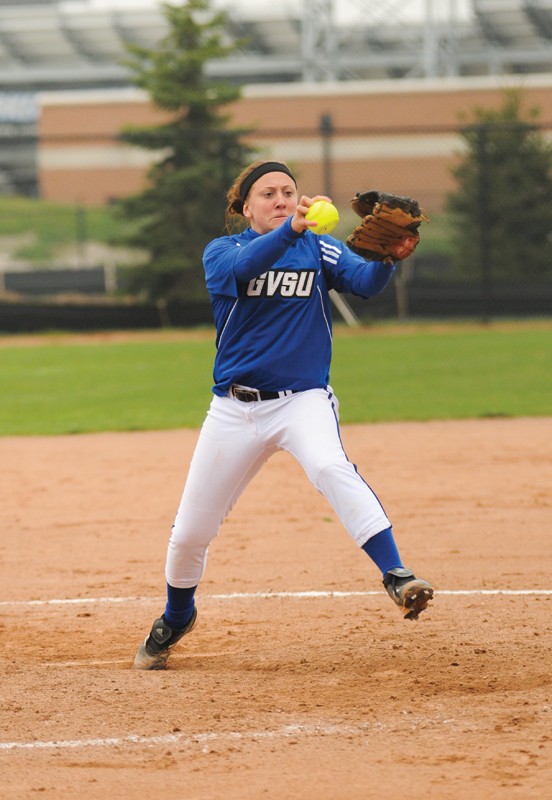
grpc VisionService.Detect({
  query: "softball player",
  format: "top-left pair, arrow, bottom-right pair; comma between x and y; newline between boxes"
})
133,160 -> 433,670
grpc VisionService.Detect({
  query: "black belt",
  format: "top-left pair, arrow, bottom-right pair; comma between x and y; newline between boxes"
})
230,386 -> 299,403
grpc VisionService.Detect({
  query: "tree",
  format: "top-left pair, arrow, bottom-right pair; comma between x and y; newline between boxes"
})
447,89 -> 552,281
115,0 -> 256,301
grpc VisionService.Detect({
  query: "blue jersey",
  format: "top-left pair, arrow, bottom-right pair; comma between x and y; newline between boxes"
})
203,217 -> 395,396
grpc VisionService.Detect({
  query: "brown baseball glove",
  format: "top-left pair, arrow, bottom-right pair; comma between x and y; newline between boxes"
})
346,190 -> 429,262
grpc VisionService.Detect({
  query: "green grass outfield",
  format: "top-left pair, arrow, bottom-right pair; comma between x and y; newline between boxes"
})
0,321 -> 550,436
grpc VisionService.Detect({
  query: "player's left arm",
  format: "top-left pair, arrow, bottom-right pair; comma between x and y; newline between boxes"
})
320,235 -> 396,298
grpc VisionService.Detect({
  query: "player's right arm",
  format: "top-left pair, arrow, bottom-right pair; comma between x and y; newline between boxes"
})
204,217 -> 301,292
320,235 -> 396,298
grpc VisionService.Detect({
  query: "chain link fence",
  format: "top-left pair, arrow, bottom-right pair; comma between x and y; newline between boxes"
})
0,119 -> 551,330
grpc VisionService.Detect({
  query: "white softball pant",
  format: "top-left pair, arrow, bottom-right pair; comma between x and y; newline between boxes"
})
165,388 -> 391,588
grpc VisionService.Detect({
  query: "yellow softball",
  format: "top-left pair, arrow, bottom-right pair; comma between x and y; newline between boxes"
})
305,200 -> 340,235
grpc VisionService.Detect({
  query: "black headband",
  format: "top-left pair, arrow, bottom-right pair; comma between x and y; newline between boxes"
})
239,162 -> 297,202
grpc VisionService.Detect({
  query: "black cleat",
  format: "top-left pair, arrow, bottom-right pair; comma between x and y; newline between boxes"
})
383,567 -> 433,620
132,608 -> 197,670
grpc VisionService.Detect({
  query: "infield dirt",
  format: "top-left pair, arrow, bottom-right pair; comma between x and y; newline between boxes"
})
1,417 -> 551,799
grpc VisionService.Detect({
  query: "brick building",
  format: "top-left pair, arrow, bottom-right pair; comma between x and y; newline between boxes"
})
38,73 -> 552,211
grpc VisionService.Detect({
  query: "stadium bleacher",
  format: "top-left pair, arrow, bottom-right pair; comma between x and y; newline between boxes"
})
0,0 -> 549,91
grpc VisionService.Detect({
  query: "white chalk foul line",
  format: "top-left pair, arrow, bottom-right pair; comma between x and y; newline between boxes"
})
0,589 -> 551,608
0,718 -> 454,753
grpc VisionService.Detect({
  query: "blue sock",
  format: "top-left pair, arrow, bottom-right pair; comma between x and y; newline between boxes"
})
164,583 -> 197,629
361,527 -> 403,577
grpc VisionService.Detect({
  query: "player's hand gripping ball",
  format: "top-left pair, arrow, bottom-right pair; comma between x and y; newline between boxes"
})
305,200 -> 340,235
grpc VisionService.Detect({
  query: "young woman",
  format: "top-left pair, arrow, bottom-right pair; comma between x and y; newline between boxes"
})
133,160 -> 433,670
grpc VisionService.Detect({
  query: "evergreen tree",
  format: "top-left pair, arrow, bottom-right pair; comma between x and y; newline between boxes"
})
115,0 -> 256,301
447,90 -> 552,279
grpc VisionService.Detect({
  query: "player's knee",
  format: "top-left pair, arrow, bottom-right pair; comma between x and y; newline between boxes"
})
311,458 -> 353,492
170,502 -> 223,547
170,526 -> 215,547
